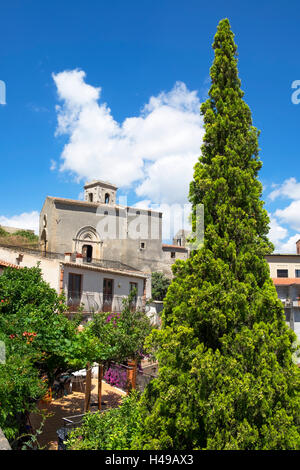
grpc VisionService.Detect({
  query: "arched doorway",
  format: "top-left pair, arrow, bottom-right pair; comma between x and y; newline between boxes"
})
73,226 -> 102,260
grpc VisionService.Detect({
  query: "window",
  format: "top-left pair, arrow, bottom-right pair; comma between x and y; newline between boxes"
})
171,252 -> 176,259
82,244 -> 93,263
277,269 -> 288,278
105,193 -> 110,204
103,278 -> 114,312
296,270 -> 300,278
177,239 -> 181,246
68,273 -> 82,307
89,193 -> 93,202
130,282 -> 138,295
130,282 -> 138,309
140,242 -> 145,249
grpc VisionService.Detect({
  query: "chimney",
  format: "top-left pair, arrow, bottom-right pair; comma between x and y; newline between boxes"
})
64,253 -> 72,263
76,253 -> 83,265
297,240 -> 300,255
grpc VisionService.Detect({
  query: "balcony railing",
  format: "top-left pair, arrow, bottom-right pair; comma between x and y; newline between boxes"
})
280,299 -> 300,308
82,257 -> 140,272
66,291 -> 143,314
65,253 -> 140,273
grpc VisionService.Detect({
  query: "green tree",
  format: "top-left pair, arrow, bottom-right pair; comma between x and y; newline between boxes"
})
0,266 -> 99,442
151,272 -> 171,301
134,19 -> 300,450
88,291 -> 152,364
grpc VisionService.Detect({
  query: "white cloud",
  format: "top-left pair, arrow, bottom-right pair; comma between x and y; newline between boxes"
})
50,159 -> 57,171
276,234 -> 300,254
0,211 -> 39,234
269,177 -> 300,201
136,154 -> 197,205
274,200 -> 300,231
135,199 -> 192,241
268,214 -> 288,246
267,178 -> 300,253
53,70 -> 204,205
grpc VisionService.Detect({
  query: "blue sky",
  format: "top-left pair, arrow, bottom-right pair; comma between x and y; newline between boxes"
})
1,0 -> 300,249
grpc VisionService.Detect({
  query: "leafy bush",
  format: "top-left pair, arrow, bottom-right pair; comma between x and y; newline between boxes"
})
151,272 -> 170,301
88,292 -> 152,364
65,391 -> 142,450
0,226 -> 9,237
0,266 -> 94,442
13,230 -> 39,243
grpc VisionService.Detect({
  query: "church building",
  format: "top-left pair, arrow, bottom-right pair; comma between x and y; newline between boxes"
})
39,180 -> 189,276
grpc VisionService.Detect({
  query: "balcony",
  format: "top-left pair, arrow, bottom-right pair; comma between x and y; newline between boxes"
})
66,291 -> 144,316
280,299 -> 300,308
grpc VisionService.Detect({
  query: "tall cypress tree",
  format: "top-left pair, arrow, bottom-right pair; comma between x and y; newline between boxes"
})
135,19 -> 300,450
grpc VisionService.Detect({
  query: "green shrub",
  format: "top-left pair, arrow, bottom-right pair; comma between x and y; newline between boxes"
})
65,391 -> 142,450
151,272 -> 171,301
13,230 -> 39,242
0,266 -> 92,442
0,226 -> 9,237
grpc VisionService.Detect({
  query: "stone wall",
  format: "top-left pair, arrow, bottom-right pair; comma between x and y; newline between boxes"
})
40,197 -> 164,274
0,428 -> 11,450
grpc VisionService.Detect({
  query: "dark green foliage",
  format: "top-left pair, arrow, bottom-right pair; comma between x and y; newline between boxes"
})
134,19 -> 300,450
151,272 -> 171,301
65,391 -> 142,450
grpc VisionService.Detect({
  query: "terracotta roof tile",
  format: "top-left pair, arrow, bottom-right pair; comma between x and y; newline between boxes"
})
0,260 -> 20,269
271,278 -> 300,286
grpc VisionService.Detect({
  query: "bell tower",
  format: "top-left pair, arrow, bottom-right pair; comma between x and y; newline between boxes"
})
84,180 -> 118,205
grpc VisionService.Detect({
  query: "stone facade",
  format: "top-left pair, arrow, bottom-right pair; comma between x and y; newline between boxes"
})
39,180 -> 189,277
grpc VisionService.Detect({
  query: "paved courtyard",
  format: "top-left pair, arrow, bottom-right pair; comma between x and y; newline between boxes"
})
30,378 -> 126,450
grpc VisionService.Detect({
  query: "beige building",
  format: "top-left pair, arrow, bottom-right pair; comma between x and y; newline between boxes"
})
266,240 -> 300,341
39,180 -> 189,277
0,244 -> 151,322
1,226 -> 300,337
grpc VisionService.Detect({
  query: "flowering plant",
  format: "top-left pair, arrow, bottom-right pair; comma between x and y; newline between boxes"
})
104,365 -> 127,390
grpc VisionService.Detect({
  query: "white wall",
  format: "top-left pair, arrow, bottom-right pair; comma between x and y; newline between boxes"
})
62,264 -> 146,312
266,255 -> 300,278
0,246 -> 60,291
